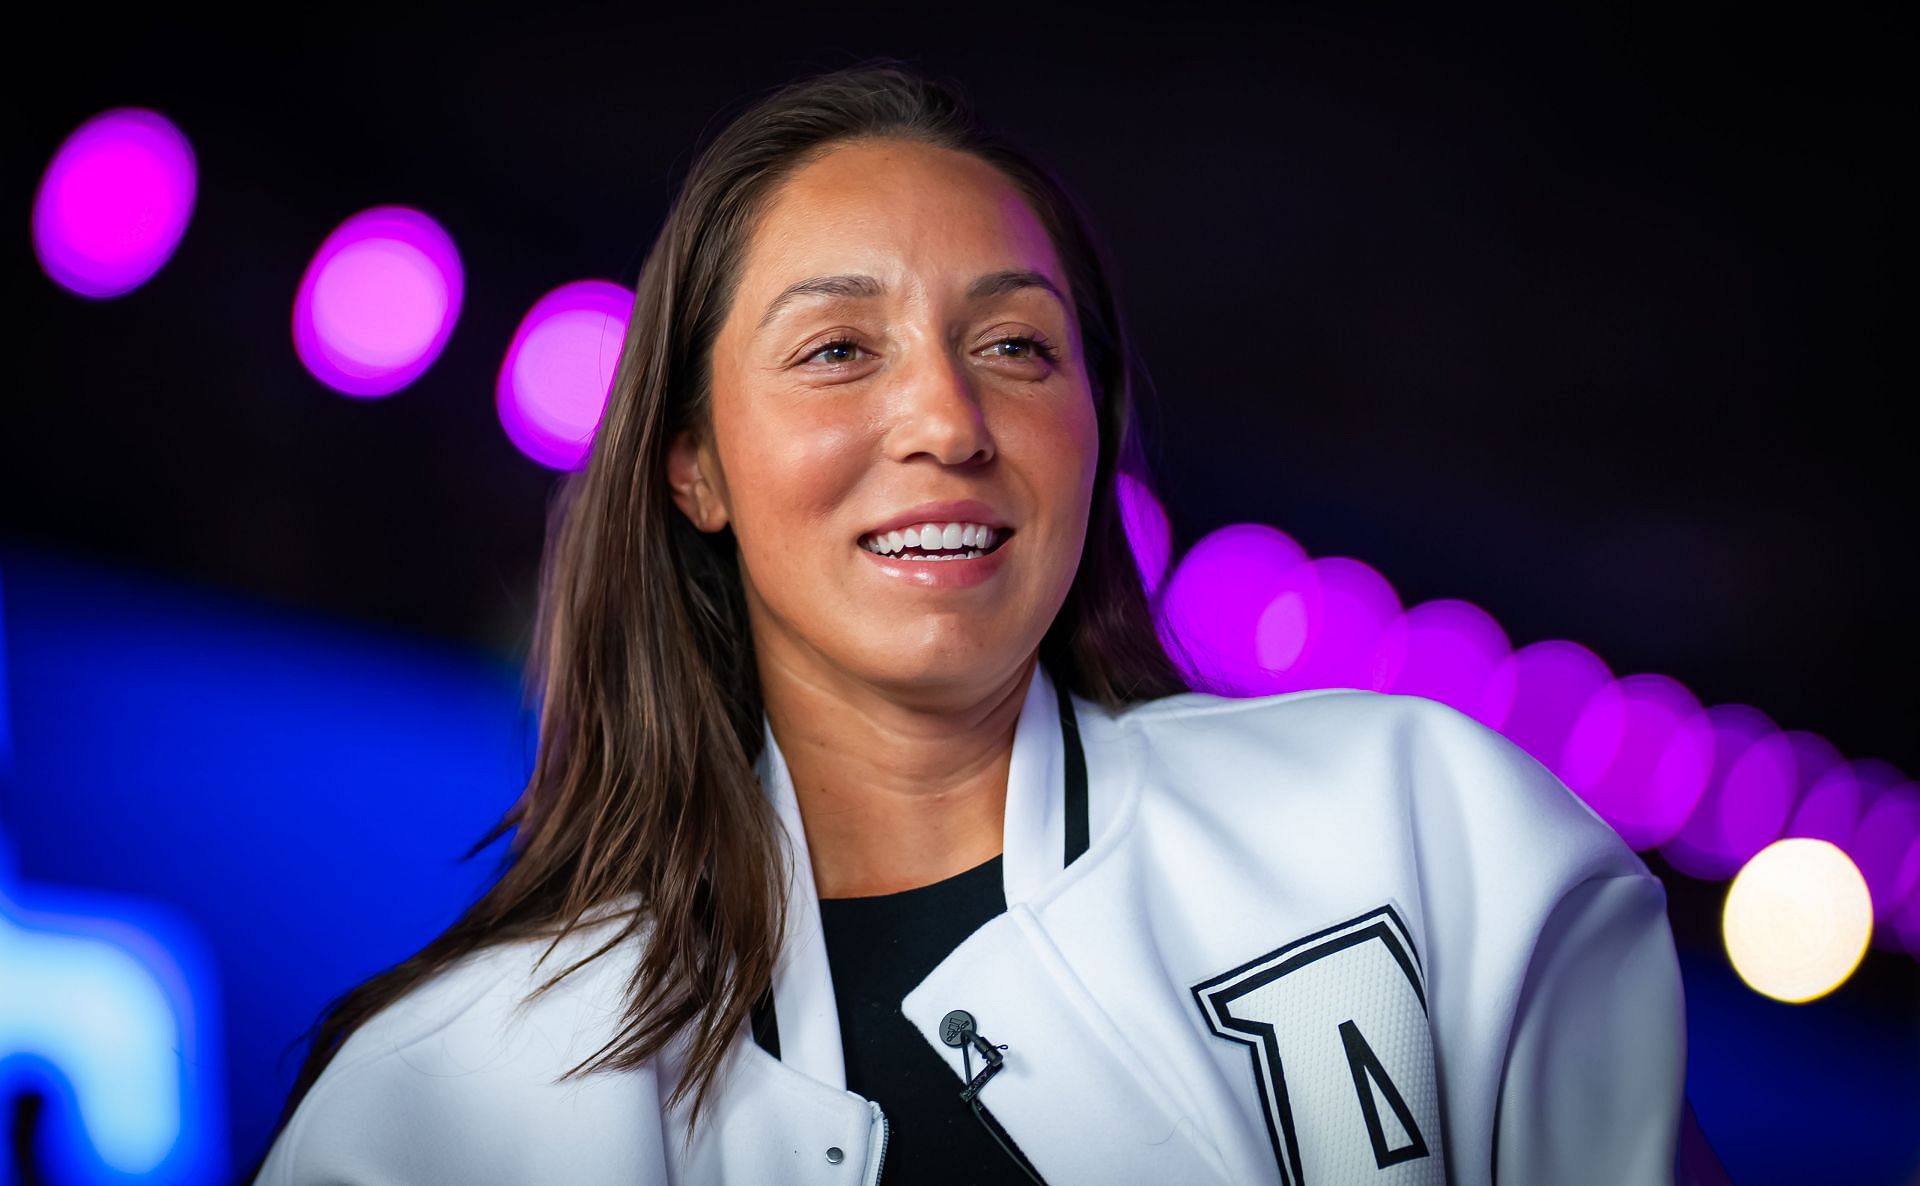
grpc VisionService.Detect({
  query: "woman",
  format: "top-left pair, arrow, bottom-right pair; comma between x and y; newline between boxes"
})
248,60 -> 1686,1185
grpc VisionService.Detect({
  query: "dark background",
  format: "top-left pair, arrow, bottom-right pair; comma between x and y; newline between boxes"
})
9,6 -> 1909,762
7,3 -> 1913,1183
9,5 -> 1909,766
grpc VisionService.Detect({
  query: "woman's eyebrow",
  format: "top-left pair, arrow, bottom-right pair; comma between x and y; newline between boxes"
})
965,268 -> 1065,306
756,269 -> 1065,332
757,273 -> 884,331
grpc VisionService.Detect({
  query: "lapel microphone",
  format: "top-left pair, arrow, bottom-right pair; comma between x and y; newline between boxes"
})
941,1009 -> 1046,1184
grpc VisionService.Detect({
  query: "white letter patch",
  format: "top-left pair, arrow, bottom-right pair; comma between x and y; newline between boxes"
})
1191,904 -> 1444,1185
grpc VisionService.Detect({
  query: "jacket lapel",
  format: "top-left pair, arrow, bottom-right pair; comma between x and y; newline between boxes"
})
751,662 -> 1238,1184
998,659 -> 1075,906
757,707 -> 848,1091
895,678 -> 1242,1185
752,661 -> 1071,1088
897,900 -> 1237,1184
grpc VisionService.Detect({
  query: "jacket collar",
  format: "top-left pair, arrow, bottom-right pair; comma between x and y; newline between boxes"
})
751,660 -> 1084,1090
741,668 -> 1241,1184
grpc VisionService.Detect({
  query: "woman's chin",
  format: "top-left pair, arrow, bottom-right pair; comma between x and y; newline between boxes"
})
848,645 -> 1021,699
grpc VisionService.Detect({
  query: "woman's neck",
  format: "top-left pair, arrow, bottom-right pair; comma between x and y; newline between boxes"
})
759,652 -> 1037,899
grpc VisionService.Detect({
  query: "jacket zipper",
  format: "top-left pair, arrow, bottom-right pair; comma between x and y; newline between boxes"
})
862,1099 -> 889,1185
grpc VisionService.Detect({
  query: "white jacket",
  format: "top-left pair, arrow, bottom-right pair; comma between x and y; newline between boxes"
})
256,664 -> 1686,1185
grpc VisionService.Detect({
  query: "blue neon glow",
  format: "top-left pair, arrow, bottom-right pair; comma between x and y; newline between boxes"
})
0,911 -> 179,1171
0,848 -> 230,1185
0,543 -> 527,1182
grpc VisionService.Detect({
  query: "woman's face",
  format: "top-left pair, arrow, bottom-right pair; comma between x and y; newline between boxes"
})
670,136 -> 1099,703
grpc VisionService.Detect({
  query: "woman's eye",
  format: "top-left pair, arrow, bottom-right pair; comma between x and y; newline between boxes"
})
801,335 -> 1059,368
984,335 -> 1061,365
804,338 -> 869,366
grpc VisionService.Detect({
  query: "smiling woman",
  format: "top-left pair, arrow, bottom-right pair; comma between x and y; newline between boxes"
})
671,135 -> 1101,721
246,58 -> 1690,1186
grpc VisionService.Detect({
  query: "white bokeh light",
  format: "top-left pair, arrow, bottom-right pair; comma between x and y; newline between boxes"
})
1722,837 -> 1873,1003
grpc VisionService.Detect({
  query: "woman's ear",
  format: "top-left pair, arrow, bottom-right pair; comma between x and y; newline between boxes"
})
667,427 -> 730,533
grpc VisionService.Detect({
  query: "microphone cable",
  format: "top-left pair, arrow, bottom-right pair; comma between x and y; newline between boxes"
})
946,1009 -> 1046,1185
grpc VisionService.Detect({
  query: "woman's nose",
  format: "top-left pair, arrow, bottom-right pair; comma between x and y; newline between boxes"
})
884,347 -> 994,466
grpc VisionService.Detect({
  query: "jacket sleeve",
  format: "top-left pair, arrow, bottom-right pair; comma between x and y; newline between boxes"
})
1388,689 -> 1688,1185
1491,867 -> 1686,1185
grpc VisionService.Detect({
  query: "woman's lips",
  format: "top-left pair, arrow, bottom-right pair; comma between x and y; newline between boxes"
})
855,530 -> 1013,589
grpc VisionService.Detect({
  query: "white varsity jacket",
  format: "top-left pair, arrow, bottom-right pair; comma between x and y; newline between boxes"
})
255,662 -> 1686,1184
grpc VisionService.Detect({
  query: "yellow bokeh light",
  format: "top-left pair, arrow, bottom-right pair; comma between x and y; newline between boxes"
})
1723,837 -> 1874,1003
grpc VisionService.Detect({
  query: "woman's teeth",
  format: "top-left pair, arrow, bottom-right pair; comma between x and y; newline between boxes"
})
860,521 -> 1002,560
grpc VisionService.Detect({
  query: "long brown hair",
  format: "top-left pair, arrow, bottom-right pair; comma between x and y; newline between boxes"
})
246,55 -> 1188,1178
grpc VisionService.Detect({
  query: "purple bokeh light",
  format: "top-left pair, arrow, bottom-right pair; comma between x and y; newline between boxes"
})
1260,557 -> 1401,695
1881,871 -> 1920,955
1793,759 -> 1911,943
1782,730 -> 1846,800
1492,640 -> 1613,787
1560,673 -> 1715,851
1850,782 -> 1920,929
33,108 -> 197,299
1137,508 -> 1918,970
1116,472 -> 1172,599
1371,598 -> 1513,729
1786,757 -> 1904,850
293,206 -> 464,398
1156,523 -> 1308,696
1249,560 -> 1319,685
496,280 -> 633,470
1662,705 -> 1797,880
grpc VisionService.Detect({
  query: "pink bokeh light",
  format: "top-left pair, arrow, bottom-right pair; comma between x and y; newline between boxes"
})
1662,705 -> 1797,880
1560,673 -> 1715,851
1492,640 -> 1613,787
1116,473 -> 1172,599
1371,598 -> 1514,729
33,108 -> 197,299
293,206 -> 464,398
497,280 -> 634,470
1258,557 -> 1402,695
1125,508 -> 1914,971
1850,782 -> 1920,930
1156,523 -> 1309,696
1889,890 -> 1920,957
1786,757 -> 1904,850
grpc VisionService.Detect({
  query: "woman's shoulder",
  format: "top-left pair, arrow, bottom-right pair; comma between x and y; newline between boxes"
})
257,897 -> 661,1184
1112,683 -> 1564,790
1108,682 -> 1495,774
336,895 -> 652,1072
1115,680 -> 1510,748
1107,685 -> 1643,879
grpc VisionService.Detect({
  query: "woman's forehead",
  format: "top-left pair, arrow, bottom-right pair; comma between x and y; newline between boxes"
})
741,140 -> 1067,309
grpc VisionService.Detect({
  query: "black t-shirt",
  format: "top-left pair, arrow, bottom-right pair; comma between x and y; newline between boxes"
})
808,852 -> 1041,1184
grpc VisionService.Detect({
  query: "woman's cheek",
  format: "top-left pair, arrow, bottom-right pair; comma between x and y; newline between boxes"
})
1026,392 -> 1100,505
775,412 -> 869,491
731,415 -> 862,541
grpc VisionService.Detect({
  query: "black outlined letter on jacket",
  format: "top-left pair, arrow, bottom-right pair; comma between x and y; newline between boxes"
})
1192,904 -> 1444,1185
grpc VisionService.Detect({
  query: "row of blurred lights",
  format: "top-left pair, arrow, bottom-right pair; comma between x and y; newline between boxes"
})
1125,490 -> 1911,1002
33,108 -> 1910,1004
32,108 -> 621,470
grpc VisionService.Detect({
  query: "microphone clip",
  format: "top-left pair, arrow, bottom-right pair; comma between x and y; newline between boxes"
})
959,1031 -> 1006,1103
940,1008 -> 1008,1103
937,1008 -> 1046,1186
